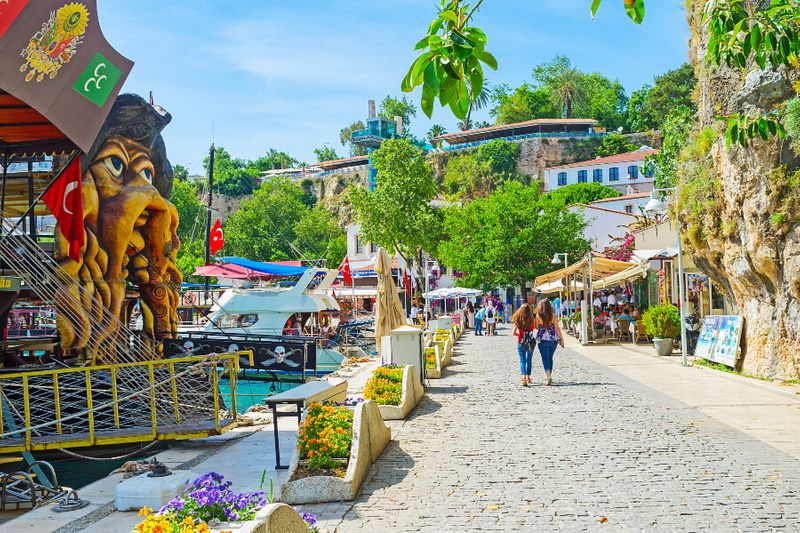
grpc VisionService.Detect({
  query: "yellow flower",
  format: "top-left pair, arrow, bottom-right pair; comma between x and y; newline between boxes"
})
138,506 -> 153,517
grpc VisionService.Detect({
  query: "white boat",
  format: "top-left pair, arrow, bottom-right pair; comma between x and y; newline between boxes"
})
169,268 -> 346,375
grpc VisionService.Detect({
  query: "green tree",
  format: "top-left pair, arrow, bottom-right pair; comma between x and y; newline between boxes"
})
349,139 -> 442,280
443,153 -> 493,196
438,180 -> 589,294
544,182 -> 621,207
251,149 -> 297,172
427,124 -> 447,148
173,164 -> 189,181
594,133 -> 635,158
175,239 -> 207,283
169,179 -> 203,244
339,121 -> 368,156
626,63 -> 696,131
534,57 -> 585,118
293,204 -> 347,266
475,139 -> 520,175
645,106 -> 694,189
204,147 -> 258,197
625,85 -> 653,132
313,146 -> 339,162
224,178 -> 307,261
490,83 -> 556,124
378,95 -> 418,136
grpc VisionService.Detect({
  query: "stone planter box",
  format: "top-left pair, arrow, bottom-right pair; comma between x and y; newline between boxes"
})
377,365 -> 424,420
426,346 -> 443,379
210,503 -> 309,533
279,400 -> 391,505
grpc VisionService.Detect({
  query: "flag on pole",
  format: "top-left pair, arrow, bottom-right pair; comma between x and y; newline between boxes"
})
339,256 -> 353,286
403,269 -> 412,298
42,157 -> 84,262
209,219 -> 225,255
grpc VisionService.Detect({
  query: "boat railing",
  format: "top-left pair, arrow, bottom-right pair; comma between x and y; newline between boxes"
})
0,351 -> 248,453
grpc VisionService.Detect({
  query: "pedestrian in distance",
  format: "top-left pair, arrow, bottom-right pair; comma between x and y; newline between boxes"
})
535,299 -> 564,386
485,303 -> 497,336
512,303 -> 537,386
474,304 -> 485,335
466,301 -> 475,330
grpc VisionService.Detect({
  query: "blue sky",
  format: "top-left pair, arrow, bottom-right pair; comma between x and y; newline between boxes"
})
100,0 -> 690,173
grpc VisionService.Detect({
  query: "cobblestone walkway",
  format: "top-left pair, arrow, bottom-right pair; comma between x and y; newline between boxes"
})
306,325 -> 800,531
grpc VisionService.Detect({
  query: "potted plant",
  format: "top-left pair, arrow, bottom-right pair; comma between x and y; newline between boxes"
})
641,304 -> 680,356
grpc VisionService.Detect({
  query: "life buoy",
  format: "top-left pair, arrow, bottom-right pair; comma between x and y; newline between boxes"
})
183,292 -> 198,306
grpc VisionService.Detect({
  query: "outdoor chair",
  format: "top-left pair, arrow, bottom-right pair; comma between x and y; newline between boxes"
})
633,321 -> 650,344
617,319 -> 632,342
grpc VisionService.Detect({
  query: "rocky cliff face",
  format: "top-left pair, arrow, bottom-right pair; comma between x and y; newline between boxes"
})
682,1 -> 800,379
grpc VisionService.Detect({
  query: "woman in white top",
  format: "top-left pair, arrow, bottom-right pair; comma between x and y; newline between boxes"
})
485,304 -> 497,336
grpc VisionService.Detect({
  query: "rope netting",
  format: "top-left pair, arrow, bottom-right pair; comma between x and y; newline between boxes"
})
0,214 -> 235,443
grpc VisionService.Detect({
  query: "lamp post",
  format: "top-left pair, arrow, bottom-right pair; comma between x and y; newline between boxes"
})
644,187 -> 688,367
551,253 -> 569,321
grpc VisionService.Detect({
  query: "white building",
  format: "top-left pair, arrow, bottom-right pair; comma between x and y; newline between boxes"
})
581,192 -> 651,215
568,204 -> 636,251
542,147 -> 658,194
567,193 -> 650,251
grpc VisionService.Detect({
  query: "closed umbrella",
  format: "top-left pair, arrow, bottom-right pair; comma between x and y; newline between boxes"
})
375,248 -> 406,352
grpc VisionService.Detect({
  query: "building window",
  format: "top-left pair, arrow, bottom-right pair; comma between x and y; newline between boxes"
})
609,167 -> 619,181
578,170 -> 587,183
355,236 -> 363,254
593,168 -> 603,183
557,172 -> 567,186
440,265 -> 448,275
369,242 -> 377,253
625,205 -> 633,214
644,165 -> 654,178
628,165 -> 639,179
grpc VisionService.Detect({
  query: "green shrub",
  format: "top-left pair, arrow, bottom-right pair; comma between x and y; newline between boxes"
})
641,304 -> 681,339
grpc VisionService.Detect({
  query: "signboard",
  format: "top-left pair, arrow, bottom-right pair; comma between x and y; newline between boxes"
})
163,333 -> 317,374
695,315 -> 743,368
0,276 -> 21,292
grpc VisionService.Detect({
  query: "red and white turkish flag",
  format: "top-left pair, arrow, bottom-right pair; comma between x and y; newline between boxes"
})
209,219 -> 224,255
403,269 -> 412,298
0,0 -> 29,40
338,256 -> 353,286
42,157 -> 84,262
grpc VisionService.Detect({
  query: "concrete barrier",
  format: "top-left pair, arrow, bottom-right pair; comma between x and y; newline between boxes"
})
210,503 -> 309,533
279,400 -> 391,504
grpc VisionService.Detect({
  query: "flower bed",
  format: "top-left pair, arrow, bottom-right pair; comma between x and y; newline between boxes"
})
363,365 -> 404,406
426,346 -> 442,379
296,402 -> 354,477
425,347 -> 437,370
373,365 -> 424,420
133,473 -> 316,533
280,400 -> 391,505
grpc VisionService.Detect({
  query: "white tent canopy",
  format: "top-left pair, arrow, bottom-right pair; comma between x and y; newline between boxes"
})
535,279 -> 585,294
422,287 -> 483,300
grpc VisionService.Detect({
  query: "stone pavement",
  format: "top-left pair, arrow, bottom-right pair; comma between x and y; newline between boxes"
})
305,323 -> 800,532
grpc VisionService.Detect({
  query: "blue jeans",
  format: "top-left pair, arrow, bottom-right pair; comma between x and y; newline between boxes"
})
538,340 -> 558,372
517,343 -> 534,375
475,319 -> 483,334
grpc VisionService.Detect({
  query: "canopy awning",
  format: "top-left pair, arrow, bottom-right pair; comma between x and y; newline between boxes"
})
221,257 -> 308,277
193,263 -> 273,280
595,262 -> 649,289
0,1 -> 134,156
632,248 -> 679,262
535,279 -> 585,294
534,256 -> 634,287
422,287 -> 482,300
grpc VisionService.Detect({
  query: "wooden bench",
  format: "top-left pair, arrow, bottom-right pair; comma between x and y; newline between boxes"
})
263,380 -> 348,469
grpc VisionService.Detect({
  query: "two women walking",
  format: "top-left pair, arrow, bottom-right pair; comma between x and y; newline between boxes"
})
512,299 -> 564,386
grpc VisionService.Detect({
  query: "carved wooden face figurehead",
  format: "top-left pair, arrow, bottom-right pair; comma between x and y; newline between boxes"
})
54,95 -> 181,363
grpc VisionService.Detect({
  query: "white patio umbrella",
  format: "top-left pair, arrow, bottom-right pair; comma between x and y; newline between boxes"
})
375,247 -> 406,352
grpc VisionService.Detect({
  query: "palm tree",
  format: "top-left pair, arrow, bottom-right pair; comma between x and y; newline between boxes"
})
549,68 -> 584,118
427,124 -> 447,148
